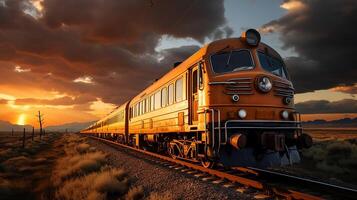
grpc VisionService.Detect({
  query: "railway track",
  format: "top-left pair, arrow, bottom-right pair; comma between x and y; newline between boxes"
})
87,136 -> 357,200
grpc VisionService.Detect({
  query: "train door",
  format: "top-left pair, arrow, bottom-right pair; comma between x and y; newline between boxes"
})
189,65 -> 199,125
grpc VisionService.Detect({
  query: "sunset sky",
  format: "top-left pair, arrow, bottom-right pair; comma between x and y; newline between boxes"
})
0,0 -> 357,127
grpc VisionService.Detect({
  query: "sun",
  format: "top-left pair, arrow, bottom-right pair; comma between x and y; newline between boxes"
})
17,114 -> 26,125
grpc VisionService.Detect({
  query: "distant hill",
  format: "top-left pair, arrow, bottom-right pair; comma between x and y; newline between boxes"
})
303,117 -> 357,128
0,120 -> 33,132
44,121 -> 95,132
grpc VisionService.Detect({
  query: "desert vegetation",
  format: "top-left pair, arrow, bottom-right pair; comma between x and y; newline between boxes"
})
52,134 -> 175,200
0,132 -> 174,200
279,130 -> 357,185
52,134 -> 143,200
0,132 -> 61,199
300,138 -> 357,183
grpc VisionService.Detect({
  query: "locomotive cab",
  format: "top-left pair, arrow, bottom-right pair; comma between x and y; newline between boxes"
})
198,29 -> 312,168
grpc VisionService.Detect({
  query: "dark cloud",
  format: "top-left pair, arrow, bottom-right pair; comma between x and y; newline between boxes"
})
15,95 -> 96,106
42,0 -> 230,43
296,99 -> 357,114
0,0 -> 231,106
159,45 -> 200,67
262,0 -> 357,93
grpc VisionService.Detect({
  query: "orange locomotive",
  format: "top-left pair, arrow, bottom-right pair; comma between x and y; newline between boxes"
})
81,29 -> 312,168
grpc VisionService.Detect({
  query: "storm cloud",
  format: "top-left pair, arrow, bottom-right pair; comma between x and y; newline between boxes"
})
0,0 -> 231,107
15,95 -> 96,106
296,99 -> 357,114
262,0 -> 357,93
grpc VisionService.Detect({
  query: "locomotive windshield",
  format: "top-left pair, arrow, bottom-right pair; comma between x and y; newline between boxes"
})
258,51 -> 288,79
210,50 -> 254,74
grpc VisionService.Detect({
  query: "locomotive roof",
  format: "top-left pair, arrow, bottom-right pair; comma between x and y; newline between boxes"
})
86,37 -> 281,129
129,37 -> 278,104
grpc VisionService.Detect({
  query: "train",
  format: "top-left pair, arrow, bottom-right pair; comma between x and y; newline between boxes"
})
81,29 -> 313,168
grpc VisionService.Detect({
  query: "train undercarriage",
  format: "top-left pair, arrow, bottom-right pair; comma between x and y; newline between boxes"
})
93,123 -> 312,169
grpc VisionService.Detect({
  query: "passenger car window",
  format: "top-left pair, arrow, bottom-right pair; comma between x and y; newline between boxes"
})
141,99 -> 146,114
175,78 -> 183,102
211,50 -> 253,74
146,98 -> 150,112
134,106 -> 137,117
168,84 -> 174,105
150,95 -> 154,111
154,91 -> 161,110
161,87 -> 167,107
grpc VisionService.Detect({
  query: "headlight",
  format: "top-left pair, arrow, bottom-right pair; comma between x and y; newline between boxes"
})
281,110 -> 289,120
238,109 -> 247,119
241,29 -> 261,46
257,76 -> 272,93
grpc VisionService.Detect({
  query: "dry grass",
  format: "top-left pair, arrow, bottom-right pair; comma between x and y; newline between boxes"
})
301,138 -> 357,182
125,186 -> 144,200
55,168 -> 130,200
0,132 -> 61,199
52,151 -> 107,185
52,134 -> 145,200
146,191 -> 175,200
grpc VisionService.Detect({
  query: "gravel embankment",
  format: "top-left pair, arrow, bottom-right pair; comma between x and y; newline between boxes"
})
87,138 -> 251,200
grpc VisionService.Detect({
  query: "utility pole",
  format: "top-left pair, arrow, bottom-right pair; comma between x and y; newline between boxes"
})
37,111 -> 44,140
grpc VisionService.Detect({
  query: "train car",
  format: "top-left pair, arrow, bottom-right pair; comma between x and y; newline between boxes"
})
82,29 -> 312,168
82,101 -> 130,142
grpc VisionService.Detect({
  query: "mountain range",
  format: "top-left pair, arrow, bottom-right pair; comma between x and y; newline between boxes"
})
0,120 -> 33,132
0,120 -> 95,132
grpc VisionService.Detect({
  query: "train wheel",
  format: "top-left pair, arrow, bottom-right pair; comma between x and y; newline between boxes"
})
167,143 -> 180,160
201,159 -> 215,168
168,146 -> 177,159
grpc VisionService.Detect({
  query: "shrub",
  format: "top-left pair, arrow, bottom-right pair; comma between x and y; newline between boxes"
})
125,186 -> 144,200
147,191 -> 175,200
55,168 -> 130,200
76,143 -> 90,154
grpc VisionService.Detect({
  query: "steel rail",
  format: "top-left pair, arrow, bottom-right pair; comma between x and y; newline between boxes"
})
249,167 -> 357,199
88,136 -> 323,200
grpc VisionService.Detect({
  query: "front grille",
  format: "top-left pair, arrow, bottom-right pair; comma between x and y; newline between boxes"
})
224,77 -> 253,95
273,80 -> 294,98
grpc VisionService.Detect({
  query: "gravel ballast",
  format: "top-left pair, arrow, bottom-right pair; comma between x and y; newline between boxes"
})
87,138 -> 252,200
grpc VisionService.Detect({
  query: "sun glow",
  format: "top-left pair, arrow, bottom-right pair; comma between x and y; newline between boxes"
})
17,114 -> 26,125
